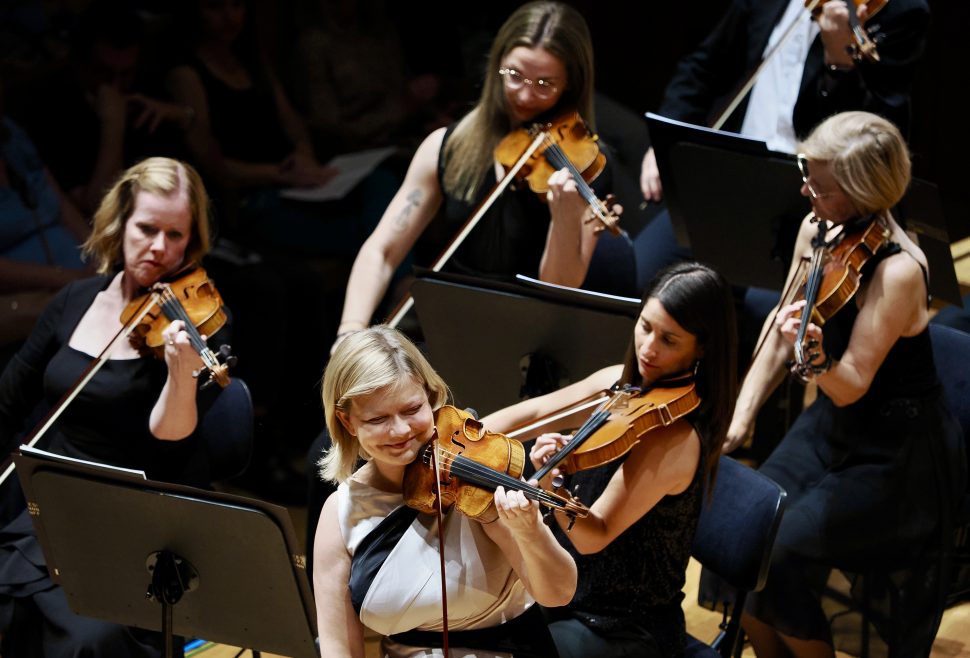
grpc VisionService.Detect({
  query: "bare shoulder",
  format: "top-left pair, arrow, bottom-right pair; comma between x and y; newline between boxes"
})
410,127 -> 448,171
314,488 -> 346,555
628,418 -> 701,494
875,248 -> 924,288
588,364 -> 624,391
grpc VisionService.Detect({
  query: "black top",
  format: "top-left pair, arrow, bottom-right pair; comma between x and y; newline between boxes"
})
822,240 -> 939,404
556,431 -> 705,657
0,276 -> 219,484
190,58 -> 293,164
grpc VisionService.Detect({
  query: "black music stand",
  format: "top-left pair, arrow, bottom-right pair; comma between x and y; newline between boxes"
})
645,113 -> 962,306
13,447 -> 318,658
646,112 -> 811,291
410,269 -> 640,416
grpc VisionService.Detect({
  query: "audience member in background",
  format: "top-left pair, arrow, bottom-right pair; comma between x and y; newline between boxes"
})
166,0 -> 395,258
288,0 -> 455,157
0,80 -> 92,364
10,0 -> 196,216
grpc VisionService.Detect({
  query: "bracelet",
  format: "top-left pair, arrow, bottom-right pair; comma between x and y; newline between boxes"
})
791,352 -> 833,382
826,62 -> 855,74
809,352 -> 833,376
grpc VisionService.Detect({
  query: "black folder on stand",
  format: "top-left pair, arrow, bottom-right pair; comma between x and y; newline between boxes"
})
14,447 -> 318,658
645,113 -> 961,306
410,270 -> 640,416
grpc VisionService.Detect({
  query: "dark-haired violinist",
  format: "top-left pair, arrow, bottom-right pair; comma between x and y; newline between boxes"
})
725,111 -> 966,657
313,325 -> 575,658
635,0 -> 930,290
0,157 -> 229,656
481,261 -> 738,658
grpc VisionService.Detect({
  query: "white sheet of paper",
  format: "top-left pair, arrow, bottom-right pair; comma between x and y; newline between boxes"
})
278,146 -> 396,202
20,444 -> 147,479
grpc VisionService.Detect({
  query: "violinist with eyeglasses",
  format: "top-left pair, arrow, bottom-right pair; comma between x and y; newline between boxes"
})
724,111 -> 966,657
481,262 -> 739,658
0,157 -> 231,657
331,0 -> 624,352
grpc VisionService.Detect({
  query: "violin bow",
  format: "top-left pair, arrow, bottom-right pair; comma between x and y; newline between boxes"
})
429,439 -> 450,655
386,132 -> 548,328
531,388 -> 639,482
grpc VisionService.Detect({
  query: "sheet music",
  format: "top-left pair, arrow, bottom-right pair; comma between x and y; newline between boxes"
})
278,146 -> 395,202
514,274 -> 641,305
19,445 -> 147,479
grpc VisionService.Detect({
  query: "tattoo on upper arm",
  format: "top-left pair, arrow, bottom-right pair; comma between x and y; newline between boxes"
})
393,190 -> 423,231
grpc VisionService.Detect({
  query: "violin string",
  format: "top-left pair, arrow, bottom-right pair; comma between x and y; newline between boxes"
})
157,287 -> 216,365
444,454 -> 563,507
533,409 -> 611,481
431,444 -> 571,509
541,138 -> 606,217
158,288 -> 205,350
542,141 -> 597,202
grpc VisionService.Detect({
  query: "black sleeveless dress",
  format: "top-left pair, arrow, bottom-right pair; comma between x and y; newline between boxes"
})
747,243 -> 966,652
549,434 -> 706,658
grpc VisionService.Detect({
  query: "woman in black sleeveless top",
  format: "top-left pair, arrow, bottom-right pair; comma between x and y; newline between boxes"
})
332,1 -> 620,349
726,111 -> 966,657
483,261 -> 739,657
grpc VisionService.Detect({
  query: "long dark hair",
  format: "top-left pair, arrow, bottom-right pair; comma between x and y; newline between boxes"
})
619,262 -> 738,491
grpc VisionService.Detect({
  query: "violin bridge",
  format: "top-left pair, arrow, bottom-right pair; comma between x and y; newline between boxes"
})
658,404 -> 675,427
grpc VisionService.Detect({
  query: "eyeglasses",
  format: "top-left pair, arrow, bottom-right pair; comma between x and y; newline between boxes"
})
498,67 -> 559,99
796,154 -> 831,200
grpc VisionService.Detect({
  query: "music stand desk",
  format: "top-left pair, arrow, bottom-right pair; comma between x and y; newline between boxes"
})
14,449 -> 317,658
410,270 -> 640,416
645,113 -> 962,306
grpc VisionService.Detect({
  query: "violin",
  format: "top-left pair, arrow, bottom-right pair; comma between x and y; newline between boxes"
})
789,214 -> 891,379
494,110 -> 621,236
402,405 -> 589,523
806,0 -> 888,62
385,109 -> 621,328
531,374 -> 700,481
120,266 -> 235,388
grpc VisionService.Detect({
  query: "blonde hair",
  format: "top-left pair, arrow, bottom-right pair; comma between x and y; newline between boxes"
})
798,111 -> 911,215
82,157 -> 211,273
442,1 -> 595,202
318,326 -> 450,483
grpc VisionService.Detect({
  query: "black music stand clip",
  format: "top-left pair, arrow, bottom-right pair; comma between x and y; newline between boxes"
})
14,447 -> 318,658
